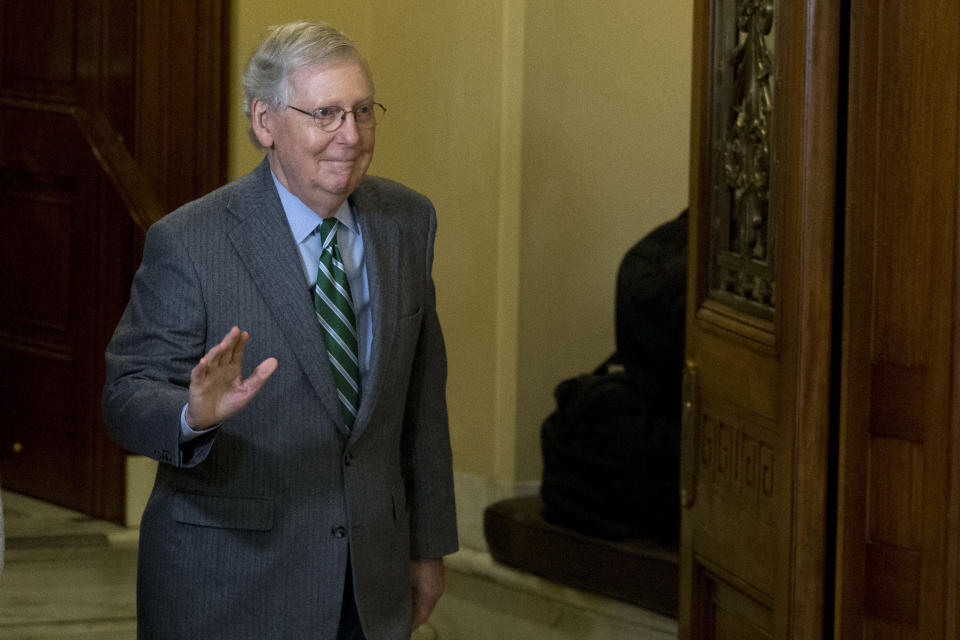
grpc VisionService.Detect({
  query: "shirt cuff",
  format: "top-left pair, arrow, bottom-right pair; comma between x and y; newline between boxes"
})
180,404 -> 219,442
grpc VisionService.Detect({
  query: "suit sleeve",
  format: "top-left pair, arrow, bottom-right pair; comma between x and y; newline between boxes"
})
102,219 -> 216,467
400,204 -> 459,559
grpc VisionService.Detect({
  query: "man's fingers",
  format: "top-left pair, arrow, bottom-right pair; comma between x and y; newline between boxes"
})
219,327 -> 243,366
412,602 -> 430,629
248,358 -> 278,389
411,595 -> 438,629
187,329 -> 275,429
205,327 -> 237,369
191,356 -> 207,380
228,329 -> 250,365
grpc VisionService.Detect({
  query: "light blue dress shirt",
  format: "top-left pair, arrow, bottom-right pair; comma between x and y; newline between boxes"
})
179,172 -> 372,447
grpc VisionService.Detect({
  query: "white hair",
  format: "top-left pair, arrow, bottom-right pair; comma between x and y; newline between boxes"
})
241,21 -> 373,147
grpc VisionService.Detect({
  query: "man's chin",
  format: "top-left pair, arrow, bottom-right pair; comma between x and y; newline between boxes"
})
321,173 -> 364,195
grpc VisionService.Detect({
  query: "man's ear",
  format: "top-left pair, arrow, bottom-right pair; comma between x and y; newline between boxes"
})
249,98 -> 275,149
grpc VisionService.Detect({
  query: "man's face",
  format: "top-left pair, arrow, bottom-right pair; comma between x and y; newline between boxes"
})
254,60 -> 376,215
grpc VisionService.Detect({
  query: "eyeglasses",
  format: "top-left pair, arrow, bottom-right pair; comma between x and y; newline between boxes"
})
286,102 -> 386,132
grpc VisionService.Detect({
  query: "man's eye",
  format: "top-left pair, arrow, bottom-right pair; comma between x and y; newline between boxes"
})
355,104 -> 374,116
315,107 -> 338,118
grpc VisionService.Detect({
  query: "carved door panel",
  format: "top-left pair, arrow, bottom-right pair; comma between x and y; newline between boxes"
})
680,1 -> 840,639
0,0 -> 226,523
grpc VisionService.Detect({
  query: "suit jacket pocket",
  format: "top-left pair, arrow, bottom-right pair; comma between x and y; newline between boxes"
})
393,307 -> 423,371
399,305 -> 423,322
172,491 -> 275,531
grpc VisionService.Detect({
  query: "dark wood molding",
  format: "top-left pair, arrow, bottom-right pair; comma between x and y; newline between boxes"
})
74,107 -> 166,232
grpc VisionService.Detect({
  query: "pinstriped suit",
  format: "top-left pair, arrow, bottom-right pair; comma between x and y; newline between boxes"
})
103,160 -> 458,639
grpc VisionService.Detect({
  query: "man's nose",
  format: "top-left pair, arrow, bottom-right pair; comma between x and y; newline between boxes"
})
336,112 -> 361,143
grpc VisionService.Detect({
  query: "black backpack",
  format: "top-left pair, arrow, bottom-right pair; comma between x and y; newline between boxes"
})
540,210 -> 688,542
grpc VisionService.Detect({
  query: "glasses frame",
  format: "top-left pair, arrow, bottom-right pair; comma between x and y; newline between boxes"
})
286,102 -> 386,132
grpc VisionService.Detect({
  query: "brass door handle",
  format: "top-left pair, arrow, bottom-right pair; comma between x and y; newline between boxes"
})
680,361 -> 697,508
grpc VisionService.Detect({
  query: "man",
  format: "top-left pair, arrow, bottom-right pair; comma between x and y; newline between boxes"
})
102,21 -> 457,640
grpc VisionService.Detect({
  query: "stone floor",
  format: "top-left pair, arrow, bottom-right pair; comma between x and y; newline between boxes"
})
0,491 -> 138,639
0,492 -> 438,640
0,490 -> 677,640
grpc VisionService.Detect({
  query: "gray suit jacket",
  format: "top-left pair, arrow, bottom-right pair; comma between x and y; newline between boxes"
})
103,160 -> 458,640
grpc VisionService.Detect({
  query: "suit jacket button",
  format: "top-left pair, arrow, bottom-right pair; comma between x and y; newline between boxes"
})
332,526 -> 347,538
343,452 -> 353,466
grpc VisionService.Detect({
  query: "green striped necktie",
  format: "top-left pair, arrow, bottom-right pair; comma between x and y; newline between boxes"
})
313,218 -> 360,428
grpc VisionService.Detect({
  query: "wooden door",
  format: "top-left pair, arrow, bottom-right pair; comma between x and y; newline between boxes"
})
680,1 -> 841,638
0,0 -> 226,523
834,1 -> 960,637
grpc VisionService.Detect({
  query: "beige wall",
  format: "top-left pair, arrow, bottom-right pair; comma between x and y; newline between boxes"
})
229,1 -> 692,487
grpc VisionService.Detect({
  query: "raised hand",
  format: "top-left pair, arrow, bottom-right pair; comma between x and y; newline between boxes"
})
185,327 -> 278,430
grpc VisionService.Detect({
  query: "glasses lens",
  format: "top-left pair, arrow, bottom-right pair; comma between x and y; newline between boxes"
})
315,106 -> 343,131
314,104 -> 385,131
354,104 -> 375,126
351,103 -> 384,129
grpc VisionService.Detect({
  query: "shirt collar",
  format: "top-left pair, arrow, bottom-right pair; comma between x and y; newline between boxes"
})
270,171 -> 357,244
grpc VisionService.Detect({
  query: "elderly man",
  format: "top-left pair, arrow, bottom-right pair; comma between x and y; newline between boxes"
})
103,21 -> 457,640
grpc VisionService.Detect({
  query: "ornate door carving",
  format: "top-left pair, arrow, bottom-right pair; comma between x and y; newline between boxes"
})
680,1 -> 840,637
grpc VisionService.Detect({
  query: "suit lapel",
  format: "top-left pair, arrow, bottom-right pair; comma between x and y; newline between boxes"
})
225,161 -> 347,435
350,182 -> 400,440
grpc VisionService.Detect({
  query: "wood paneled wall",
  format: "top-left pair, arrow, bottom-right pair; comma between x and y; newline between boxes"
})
837,1 -> 960,637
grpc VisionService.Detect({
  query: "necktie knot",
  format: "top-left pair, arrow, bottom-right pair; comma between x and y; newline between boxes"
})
319,217 -> 339,250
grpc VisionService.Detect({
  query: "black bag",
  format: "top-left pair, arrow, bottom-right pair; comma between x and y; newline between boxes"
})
539,358 -> 680,541
539,210 -> 688,542
615,209 -> 688,400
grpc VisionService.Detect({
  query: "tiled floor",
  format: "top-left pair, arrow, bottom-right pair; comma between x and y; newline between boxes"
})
0,491 -> 138,639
